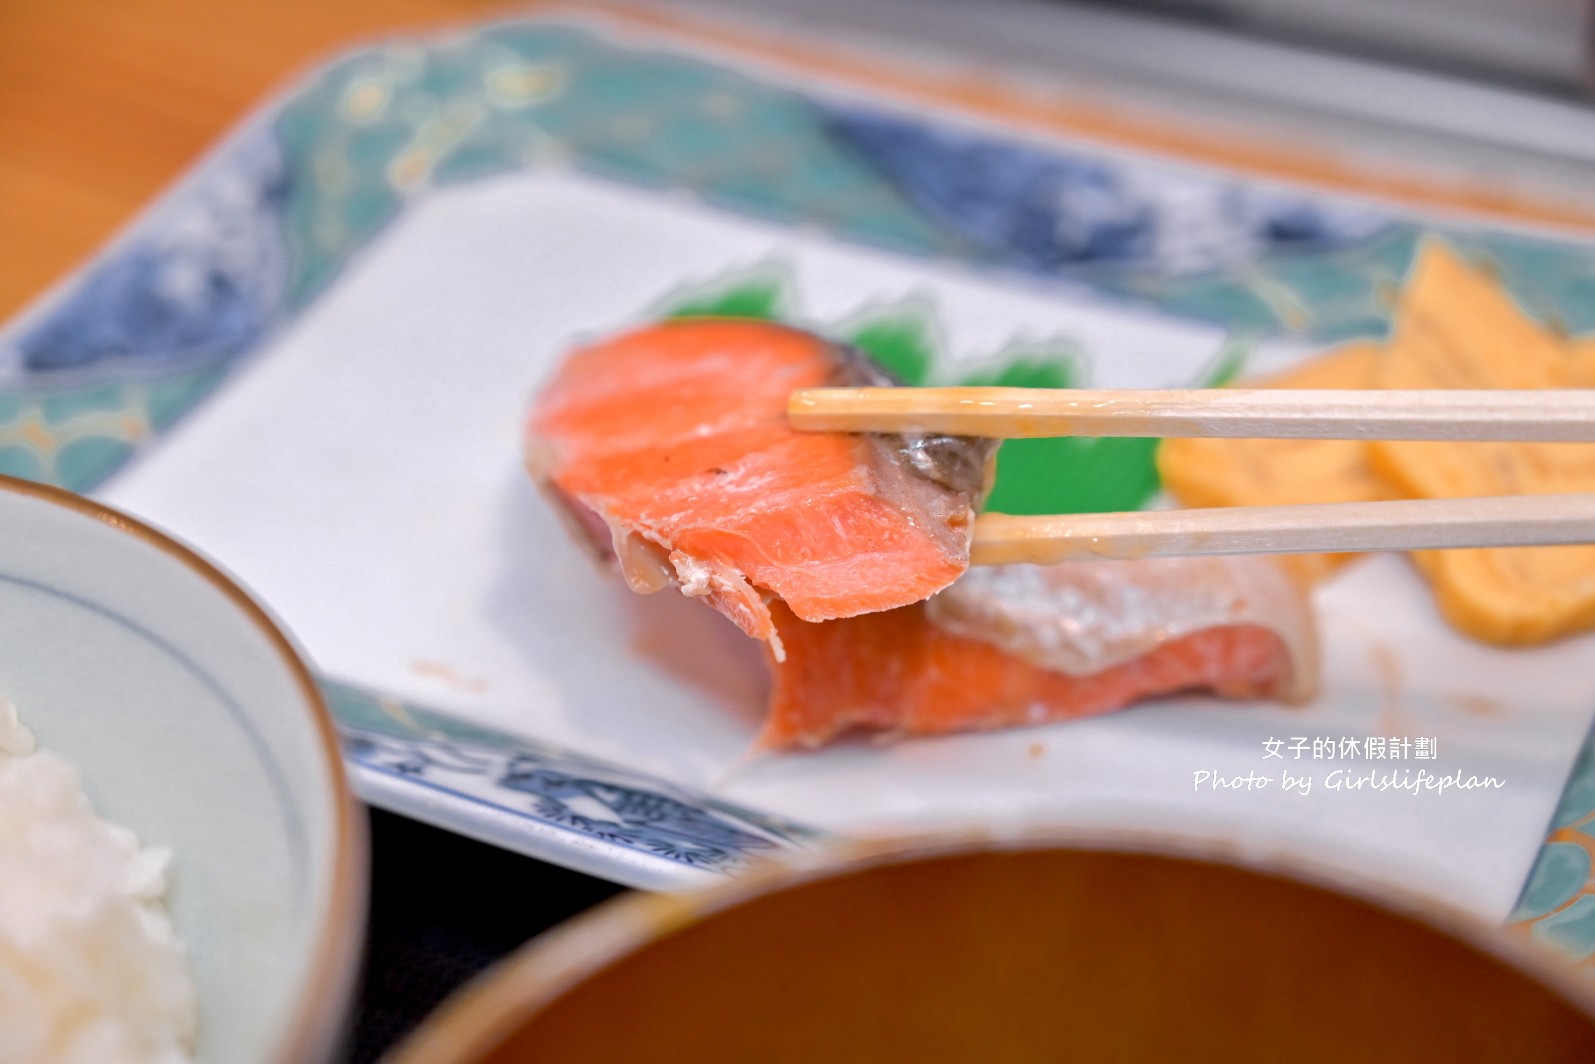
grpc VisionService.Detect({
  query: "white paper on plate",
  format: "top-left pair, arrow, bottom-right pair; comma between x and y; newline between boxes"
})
100,172 -> 1595,918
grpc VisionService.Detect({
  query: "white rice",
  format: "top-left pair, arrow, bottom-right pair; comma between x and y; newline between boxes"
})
0,700 -> 198,1064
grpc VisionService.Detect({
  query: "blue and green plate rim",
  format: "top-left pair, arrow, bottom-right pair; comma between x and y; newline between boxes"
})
2,11 -> 1594,937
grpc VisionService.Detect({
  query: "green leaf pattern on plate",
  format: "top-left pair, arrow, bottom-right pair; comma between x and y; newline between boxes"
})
656,270 -> 1253,516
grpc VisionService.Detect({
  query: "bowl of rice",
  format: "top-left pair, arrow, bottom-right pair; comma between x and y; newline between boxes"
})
0,475 -> 366,1063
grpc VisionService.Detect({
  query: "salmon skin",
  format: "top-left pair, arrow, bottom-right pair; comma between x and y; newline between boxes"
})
928,556 -> 1318,700
763,556 -> 1316,749
526,319 -> 997,659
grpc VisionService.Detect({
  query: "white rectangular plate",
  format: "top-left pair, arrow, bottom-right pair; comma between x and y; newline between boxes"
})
7,13 -> 1595,923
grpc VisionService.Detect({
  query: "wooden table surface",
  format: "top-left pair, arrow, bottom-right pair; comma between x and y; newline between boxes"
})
0,0 -> 538,322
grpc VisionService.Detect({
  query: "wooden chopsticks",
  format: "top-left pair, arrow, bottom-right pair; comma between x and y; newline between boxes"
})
789,387 -> 1595,441
786,386 -> 1595,564
970,496 -> 1595,566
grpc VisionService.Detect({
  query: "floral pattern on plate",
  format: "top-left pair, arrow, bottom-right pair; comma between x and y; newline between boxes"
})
12,18 -> 1595,495
327,678 -> 820,883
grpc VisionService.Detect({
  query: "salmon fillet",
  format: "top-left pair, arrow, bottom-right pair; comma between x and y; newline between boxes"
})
763,556 -> 1316,749
527,320 -> 997,659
